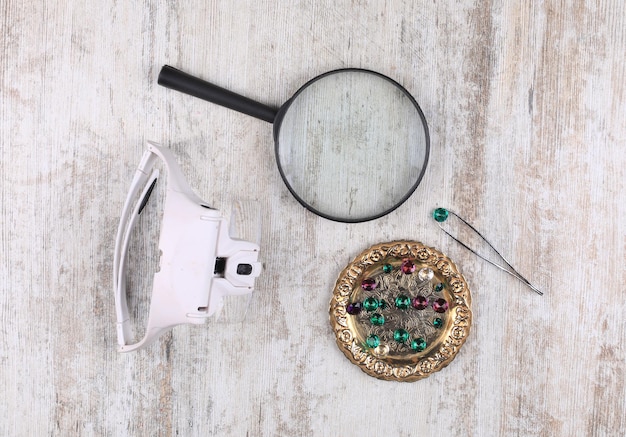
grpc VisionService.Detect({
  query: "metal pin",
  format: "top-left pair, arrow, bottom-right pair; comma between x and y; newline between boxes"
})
432,208 -> 544,296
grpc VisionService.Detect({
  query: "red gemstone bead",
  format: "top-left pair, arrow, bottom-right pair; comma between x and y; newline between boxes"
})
361,278 -> 377,291
432,298 -> 449,313
412,295 -> 428,310
401,259 -> 416,274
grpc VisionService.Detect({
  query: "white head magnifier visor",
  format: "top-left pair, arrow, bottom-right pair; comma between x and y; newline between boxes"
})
113,142 -> 261,352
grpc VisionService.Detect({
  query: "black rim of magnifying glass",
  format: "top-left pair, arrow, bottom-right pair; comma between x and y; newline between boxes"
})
272,68 -> 430,223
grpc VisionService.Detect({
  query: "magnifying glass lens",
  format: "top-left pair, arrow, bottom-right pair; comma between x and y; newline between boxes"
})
276,70 -> 428,222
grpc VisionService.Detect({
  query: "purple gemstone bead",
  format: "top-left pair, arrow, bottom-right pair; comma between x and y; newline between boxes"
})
361,278 -> 377,291
346,302 -> 362,315
401,259 -> 416,274
432,298 -> 449,313
412,295 -> 429,310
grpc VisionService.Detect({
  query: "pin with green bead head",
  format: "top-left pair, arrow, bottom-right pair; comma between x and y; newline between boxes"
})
432,207 -> 544,295
432,207 -> 449,223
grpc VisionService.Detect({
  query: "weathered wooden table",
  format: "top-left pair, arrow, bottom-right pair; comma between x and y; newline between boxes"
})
2,1 -> 625,435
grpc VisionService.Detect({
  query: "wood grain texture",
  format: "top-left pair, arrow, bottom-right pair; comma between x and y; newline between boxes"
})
1,1 -> 625,436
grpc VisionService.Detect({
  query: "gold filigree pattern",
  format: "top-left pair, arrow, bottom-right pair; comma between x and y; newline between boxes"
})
329,241 -> 472,382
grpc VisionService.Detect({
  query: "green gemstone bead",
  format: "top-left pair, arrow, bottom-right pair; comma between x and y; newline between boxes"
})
433,208 -> 449,223
433,317 -> 443,328
434,282 -> 445,292
382,264 -> 393,273
393,329 -> 409,343
411,337 -> 427,351
395,295 -> 410,310
370,313 -> 385,326
363,297 -> 380,312
379,299 -> 388,310
366,334 -> 380,348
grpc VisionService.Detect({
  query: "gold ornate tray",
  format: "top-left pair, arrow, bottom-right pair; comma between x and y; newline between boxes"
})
329,241 -> 472,381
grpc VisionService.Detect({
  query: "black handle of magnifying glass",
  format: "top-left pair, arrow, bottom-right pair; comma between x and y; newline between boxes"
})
158,65 -> 278,123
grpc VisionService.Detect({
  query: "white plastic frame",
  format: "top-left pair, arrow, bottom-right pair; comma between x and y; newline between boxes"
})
113,142 -> 261,352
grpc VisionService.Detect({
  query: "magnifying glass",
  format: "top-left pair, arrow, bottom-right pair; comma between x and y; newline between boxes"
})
158,65 -> 430,223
